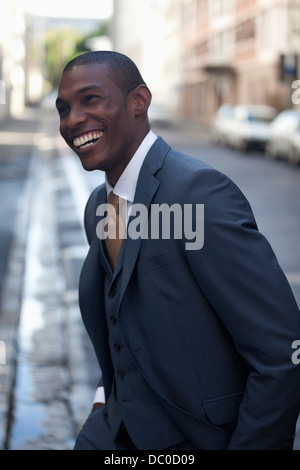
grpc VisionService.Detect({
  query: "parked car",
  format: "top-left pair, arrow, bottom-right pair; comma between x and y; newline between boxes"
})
211,104 -> 234,145
148,104 -> 172,128
265,109 -> 300,164
226,104 -> 277,151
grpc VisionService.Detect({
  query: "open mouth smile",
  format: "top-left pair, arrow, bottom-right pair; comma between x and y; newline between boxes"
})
73,131 -> 104,150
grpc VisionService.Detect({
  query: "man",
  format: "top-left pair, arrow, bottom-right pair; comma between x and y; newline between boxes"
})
56,51 -> 300,450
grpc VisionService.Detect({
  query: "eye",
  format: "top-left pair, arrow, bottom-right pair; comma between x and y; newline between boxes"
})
84,94 -> 100,104
57,105 -> 70,116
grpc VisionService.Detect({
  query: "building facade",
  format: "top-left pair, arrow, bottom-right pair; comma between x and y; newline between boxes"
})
182,0 -> 300,123
113,0 -> 300,124
0,0 -> 27,121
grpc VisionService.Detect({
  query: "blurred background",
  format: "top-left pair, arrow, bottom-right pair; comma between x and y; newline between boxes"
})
1,0 -> 300,124
0,0 -> 300,451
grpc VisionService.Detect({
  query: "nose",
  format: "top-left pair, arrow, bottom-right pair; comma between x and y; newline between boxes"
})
66,105 -> 87,129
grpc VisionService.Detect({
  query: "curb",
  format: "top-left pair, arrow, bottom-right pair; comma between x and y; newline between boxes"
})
0,118 -> 37,449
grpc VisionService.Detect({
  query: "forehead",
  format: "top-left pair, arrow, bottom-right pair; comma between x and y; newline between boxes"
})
58,62 -> 119,98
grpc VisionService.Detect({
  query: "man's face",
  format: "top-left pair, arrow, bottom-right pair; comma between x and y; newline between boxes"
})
56,63 -> 138,181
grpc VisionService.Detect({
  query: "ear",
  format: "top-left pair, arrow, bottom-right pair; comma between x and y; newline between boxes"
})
131,85 -> 152,116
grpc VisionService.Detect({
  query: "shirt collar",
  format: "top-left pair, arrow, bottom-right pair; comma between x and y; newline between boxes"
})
105,130 -> 157,202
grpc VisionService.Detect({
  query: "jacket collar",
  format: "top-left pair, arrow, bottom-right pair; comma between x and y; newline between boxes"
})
119,137 -> 171,301
90,137 -> 171,302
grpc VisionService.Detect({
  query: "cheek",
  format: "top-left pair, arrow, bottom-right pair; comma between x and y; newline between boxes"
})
106,117 -> 129,143
59,121 -> 66,138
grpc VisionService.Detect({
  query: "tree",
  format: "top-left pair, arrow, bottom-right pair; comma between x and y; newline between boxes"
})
44,28 -> 83,87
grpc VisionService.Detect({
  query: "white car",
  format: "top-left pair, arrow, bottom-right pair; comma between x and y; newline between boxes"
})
227,105 -> 277,151
212,104 -> 234,145
148,104 -> 172,128
266,109 -> 300,164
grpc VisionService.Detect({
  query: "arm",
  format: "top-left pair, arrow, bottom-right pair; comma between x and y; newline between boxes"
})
184,168 -> 300,449
83,183 -> 107,411
92,385 -> 106,411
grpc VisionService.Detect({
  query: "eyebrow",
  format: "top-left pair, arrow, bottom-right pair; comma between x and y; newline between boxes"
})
56,85 -> 104,106
76,85 -> 104,94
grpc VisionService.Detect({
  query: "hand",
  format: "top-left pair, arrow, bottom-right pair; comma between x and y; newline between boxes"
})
92,402 -> 105,412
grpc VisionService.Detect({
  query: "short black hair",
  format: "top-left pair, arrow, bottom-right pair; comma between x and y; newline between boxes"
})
63,51 -> 146,96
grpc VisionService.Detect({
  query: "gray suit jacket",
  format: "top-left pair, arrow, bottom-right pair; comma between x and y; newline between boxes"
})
79,137 -> 300,449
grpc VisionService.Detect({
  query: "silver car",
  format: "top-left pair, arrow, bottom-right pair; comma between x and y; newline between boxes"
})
265,109 -> 300,164
212,104 -> 234,145
227,105 -> 277,151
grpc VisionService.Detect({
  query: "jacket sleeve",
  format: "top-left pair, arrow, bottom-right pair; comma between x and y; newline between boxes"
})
183,167 -> 300,449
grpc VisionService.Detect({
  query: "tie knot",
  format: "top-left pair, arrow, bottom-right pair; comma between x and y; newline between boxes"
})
107,191 -> 120,208
107,191 -> 127,216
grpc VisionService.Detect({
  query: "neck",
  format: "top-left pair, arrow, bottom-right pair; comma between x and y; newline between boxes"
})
106,124 -> 151,187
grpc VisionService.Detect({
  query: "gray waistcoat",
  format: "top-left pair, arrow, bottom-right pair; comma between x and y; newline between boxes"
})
100,239 -> 184,449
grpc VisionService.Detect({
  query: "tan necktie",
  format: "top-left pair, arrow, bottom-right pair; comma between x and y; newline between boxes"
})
104,191 -> 126,270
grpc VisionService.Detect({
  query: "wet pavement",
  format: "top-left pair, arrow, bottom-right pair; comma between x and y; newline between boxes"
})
0,107 -> 300,450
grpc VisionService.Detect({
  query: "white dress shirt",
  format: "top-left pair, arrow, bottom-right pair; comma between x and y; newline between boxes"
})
93,130 -> 157,405
105,129 -> 157,218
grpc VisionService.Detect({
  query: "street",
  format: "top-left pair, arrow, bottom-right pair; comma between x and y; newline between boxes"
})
0,108 -> 300,450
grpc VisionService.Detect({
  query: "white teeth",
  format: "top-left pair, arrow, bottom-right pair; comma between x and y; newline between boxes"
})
80,141 -> 94,149
73,131 -> 103,147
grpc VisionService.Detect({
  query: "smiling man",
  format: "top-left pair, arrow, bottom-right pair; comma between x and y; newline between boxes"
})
56,56 -> 151,185
56,51 -> 300,450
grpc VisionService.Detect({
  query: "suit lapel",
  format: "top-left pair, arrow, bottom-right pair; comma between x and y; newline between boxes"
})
119,137 -> 170,303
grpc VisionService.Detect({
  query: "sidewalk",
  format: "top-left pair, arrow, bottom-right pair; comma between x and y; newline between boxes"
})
0,109 -> 97,450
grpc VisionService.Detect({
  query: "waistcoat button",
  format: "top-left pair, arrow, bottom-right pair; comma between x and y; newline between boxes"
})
113,343 -> 121,351
110,316 -> 117,324
109,288 -> 116,297
117,370 -> 125,378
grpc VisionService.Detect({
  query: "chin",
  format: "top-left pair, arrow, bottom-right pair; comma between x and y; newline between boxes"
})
78,153 -> 103,172
80,160 -> 99,172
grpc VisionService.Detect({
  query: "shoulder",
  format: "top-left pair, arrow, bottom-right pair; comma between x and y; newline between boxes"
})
159,144 -> 244,204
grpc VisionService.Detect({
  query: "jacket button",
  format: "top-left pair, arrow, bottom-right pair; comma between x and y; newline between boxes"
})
110,316 -> 117,324
109,288 -> 116,297
117,370 -> 125,378
113,344 -> 121,351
